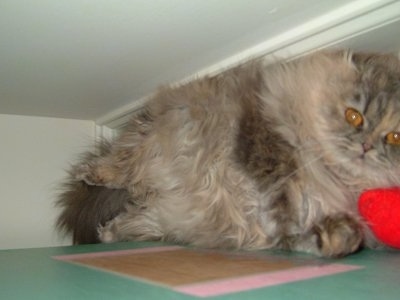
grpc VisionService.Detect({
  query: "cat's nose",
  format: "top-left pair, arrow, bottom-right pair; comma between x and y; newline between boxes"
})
362,142 -> 373,153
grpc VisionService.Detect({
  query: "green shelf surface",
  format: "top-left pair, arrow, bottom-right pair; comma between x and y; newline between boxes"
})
1,241 -> 399,299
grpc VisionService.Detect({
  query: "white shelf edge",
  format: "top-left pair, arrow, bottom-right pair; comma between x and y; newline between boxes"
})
95,0 -> 400,134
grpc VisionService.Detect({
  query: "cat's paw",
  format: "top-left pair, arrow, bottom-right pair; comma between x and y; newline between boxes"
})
73,163 -> 105,186
98,222 -> 118,243
313,214 -> 362,257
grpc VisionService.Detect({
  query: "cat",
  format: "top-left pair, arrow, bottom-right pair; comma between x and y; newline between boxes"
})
57,50 -> 400,257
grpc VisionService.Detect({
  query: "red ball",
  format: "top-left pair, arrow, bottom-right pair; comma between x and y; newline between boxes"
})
359,188 -> 400,249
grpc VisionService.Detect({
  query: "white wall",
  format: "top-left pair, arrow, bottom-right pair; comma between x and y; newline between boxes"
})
0,114 -> 95,249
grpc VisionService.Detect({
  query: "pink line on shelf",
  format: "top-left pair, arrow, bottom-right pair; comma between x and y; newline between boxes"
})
174,263 -> 363,297
53,245 -> 183,261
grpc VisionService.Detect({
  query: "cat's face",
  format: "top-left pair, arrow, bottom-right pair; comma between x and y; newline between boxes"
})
323,53 -> 400,184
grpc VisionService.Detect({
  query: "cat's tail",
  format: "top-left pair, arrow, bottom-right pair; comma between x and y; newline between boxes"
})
56,179 -> 131,244
56,142 -> 131,244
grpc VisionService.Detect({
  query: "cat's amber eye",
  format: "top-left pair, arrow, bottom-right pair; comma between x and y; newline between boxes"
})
385,132 -> 400,145
345,108 -> 363,128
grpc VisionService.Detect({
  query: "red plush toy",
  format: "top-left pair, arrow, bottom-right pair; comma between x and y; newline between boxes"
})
358,188 -> 400,249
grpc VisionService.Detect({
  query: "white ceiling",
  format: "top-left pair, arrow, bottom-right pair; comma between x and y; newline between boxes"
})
1,0 -> 400,122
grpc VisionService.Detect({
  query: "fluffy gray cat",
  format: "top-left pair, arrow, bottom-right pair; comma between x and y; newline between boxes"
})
57,50 -> 400,257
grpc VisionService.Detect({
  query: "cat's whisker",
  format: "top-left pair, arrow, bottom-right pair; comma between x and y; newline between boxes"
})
281,152 -> 325,182
294,137 -> 349,154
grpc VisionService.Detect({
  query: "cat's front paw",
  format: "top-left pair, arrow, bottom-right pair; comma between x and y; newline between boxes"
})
313,214 -> 362,257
